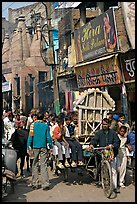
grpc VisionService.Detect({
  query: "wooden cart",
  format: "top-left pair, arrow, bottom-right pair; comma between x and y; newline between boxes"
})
74,88 -> 115,145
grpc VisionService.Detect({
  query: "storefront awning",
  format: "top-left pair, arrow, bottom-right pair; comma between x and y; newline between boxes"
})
75,54 -> 117,68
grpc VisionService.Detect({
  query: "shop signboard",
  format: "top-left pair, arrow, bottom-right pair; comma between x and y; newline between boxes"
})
54,2 -> 81,9
2,81 -> 11,93
124,58 -> 135,82
74,8 -> 119,63
121,2 -> 135,49
120,50 -> 135,83
75,55 -> 121,88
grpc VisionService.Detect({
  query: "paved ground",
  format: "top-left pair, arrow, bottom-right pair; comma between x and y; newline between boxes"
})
2,165 -> 135,202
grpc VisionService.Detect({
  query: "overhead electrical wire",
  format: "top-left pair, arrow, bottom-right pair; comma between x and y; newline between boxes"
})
2,2 -> 15,13
2,2 -> 80,56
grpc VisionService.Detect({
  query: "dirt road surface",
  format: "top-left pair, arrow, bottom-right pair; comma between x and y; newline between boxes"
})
3,165 -> 135,202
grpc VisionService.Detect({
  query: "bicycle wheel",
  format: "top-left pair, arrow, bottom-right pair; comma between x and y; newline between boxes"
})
87,155 -> 98,181
101,160 -> 113,198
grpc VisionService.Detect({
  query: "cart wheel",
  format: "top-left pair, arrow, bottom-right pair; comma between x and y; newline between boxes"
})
89,168 -> 98,181
88,156 -> 99,181
101,160 -> 113,198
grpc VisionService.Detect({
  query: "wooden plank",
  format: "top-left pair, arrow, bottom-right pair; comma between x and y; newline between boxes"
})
85,94 -> 89,135
77,105 -> 113,110
78,109 -> 82,135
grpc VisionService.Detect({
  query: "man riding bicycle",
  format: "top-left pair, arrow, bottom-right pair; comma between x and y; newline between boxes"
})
89,118 -> 120,194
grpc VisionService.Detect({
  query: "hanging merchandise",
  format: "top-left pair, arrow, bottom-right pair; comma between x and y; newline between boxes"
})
121,84 -> 128,122
122,83 -> 127,95
65,91 -> 69,112
70,91 -> 75,112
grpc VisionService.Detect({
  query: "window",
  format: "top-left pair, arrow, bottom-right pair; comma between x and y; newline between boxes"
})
104,2 -> 118,12
17,77 -> 20,96
39,71 -> 47,82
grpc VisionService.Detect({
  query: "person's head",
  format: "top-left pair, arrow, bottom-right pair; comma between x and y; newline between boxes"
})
118,125 -> 127,137
106,112 -> 113,120
7,111 -> 14,121
51,116 -> 57,125
31,114 -> 37,122
20,116 -> 27,126
73,116 -> 78,125
49,113 -> 56,120
65,116 -> 71,126
36,108 -> 40,114
44,111 -> 49,119
30,108 -> 36,115
119,113 -> 126,124
16,120 -> 23,129
102,118 -> 110,130
55,116 -> 62,125
37,112 -> 44,120
104,13 -> 110,28
57,117 -> 64,127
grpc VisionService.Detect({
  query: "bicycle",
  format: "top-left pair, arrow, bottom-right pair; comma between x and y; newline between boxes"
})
84,147 -> 113,198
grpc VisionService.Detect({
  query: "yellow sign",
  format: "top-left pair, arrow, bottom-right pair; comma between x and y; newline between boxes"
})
75,55 -> 121,88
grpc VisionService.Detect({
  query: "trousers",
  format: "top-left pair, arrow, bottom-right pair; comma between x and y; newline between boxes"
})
32,148 -> 50,188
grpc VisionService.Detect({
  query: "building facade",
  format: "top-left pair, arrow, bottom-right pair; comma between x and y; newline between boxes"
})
57,2 -> 135,123
2,2 -> 135,123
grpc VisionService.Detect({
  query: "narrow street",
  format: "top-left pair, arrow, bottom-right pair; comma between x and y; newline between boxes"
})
2,2 -> 135,203
3,165 -> 135,202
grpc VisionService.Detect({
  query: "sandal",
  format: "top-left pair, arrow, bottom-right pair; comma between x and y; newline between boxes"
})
57,162 -> 65,169
71,161 -> 77,168
65,161 -> 70,168
78,161 -> 84,166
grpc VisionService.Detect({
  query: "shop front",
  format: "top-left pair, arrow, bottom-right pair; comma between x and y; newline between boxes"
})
119,49 -> 135,124
75,54 -> 122,113
73,8 -> 123,114
58,74 -> 79,113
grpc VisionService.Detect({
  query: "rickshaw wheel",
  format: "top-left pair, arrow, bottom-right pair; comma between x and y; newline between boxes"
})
101,160 -> 113,198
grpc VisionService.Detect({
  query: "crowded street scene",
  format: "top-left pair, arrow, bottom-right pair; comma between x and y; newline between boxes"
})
2,2 -> 135,202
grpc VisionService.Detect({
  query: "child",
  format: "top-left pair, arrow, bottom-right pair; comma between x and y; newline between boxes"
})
117,125 -> 127,188
118,113 -> 130,136
50,116 -> 64,169
126,121 -> 135,184
64,115 -> 84,167
50,116 -> 71,168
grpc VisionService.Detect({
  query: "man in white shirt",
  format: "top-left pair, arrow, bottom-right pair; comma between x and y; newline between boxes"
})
3,111 -> 15,140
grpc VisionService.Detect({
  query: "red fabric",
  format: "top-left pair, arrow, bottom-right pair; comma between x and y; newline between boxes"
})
69,91 -> 74,112
65,91 -> 69,112
52,125 -> 61,140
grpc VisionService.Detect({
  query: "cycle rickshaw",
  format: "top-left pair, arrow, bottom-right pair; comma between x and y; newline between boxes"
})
51,88 -> 116,198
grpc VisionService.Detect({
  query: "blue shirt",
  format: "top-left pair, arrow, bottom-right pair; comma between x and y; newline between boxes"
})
67,124 -> 75,136
27,121 -> 53,149
127,131 -> 135,158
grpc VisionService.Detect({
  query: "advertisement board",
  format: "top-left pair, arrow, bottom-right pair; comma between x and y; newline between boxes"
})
2,81 -> 11,93
75,55 -> 121,88
121,2 -> 135,49
74,8 -> 119,63
120,50 -> 135,83
54,2 -> 81,9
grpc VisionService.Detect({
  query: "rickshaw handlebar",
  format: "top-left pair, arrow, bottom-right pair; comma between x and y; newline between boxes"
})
93,147 -> 106,150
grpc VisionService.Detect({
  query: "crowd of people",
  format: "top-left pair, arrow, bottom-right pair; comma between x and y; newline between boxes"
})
2,108 -> 135,193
